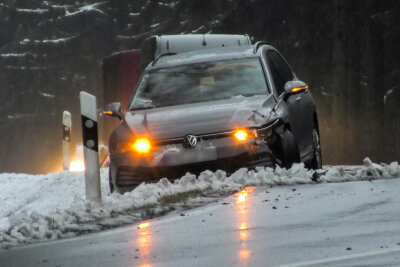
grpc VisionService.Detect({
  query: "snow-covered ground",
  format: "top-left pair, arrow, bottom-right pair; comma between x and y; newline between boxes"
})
3,171 -> 400,267
0,158 -> 399,248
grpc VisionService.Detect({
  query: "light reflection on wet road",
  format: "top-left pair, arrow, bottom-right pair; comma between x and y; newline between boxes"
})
236,187 -> 255,266
2,180 -> 400,266
136,221 -> 152,267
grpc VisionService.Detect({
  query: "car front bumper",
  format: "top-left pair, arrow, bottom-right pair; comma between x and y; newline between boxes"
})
110,136 -> 275,190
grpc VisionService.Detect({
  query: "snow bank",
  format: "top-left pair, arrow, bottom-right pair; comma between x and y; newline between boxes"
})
319,158 -> 399,183
0,157 -> 398,247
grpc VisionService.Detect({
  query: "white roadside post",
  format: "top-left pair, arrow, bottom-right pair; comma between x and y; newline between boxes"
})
79,91 -> 101,203
62,111 -> 71,170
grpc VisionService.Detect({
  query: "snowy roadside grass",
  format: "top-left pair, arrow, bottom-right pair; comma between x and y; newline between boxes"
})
0,157 -> 399,247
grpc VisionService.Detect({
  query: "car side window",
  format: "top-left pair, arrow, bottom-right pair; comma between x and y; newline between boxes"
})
267,50 -> 294,96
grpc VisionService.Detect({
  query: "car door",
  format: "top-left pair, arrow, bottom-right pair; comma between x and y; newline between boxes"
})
266,50 -> 313,156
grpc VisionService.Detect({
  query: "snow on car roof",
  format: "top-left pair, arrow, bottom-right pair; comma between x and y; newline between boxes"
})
153,45 -> 257,69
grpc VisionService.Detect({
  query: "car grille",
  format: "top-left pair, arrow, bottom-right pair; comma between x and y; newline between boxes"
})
155,131 -> 233,146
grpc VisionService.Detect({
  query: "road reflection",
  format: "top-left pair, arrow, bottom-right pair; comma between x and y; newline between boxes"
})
136,221 -> 153,267
133,188 -> 254,266
236,186 -> 255,266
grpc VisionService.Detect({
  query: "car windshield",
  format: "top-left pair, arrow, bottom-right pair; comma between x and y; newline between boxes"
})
129,57 -> 268,110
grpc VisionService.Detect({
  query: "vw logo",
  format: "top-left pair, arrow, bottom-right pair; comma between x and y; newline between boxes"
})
183,135 -> 197,148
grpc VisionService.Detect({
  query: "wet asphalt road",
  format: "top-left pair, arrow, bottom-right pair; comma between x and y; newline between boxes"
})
1,178 -> 400,267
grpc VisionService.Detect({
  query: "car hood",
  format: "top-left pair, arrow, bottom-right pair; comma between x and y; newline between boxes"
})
124,95 -> 276,140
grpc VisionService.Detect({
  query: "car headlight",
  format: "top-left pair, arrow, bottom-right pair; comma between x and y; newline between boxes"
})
233,129 -> 257,141
132,138 -> 151,153
111,138 -> 151,154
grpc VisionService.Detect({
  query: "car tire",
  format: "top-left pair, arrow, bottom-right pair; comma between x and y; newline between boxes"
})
309,126 -> 322,170
109,168 -> 115,193
279,128 -> 300,169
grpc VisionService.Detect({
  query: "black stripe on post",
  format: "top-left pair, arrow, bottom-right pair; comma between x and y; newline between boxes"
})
81,115 -> 99,152
63,126 -> 70,142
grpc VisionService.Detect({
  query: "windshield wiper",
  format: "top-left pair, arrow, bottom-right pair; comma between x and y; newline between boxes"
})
132,106 -> 155,111
235,93 -> 266,97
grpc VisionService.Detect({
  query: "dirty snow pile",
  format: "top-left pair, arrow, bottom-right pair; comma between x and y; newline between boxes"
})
0,157 -> 399,247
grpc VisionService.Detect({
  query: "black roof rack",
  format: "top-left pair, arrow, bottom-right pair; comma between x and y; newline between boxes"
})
152,52 -> 177,66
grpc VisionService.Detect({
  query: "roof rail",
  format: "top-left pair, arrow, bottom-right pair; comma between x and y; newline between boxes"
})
253,41 -> 268,53
152,52 -> 177,66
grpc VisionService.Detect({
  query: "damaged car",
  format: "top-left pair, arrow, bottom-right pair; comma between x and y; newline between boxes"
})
104,34 -> 322,193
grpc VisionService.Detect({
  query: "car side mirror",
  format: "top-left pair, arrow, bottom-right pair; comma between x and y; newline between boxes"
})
284,80 -> 309,96
103,102 -> 123,120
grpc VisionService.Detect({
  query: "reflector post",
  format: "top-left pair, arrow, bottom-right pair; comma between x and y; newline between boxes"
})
62,111 -> 71,170
80,91 -> 101,203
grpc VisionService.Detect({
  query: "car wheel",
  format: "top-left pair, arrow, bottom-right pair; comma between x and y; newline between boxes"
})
279,128 -> 300,169
310,127 -> 322,170
109,168 -> 115,193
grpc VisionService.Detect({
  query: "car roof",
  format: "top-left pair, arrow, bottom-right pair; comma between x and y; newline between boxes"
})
154,34 -> 252,59
150,45 -> 259,70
